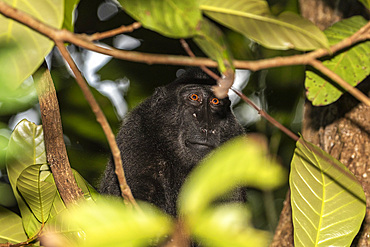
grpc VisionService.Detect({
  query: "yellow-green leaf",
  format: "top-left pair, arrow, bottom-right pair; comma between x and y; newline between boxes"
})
63,0 -> 80,31
52,199 -> 173,247
290,138 -> 366,246
17,164 -> 57,223
358,0 -> 370,9
6,119 -> 46,237
0,206 -> 27,244
200,0 -> 328,51
194,18 -> 233,72
118,0 -> 201,38
305,16 -> 370,106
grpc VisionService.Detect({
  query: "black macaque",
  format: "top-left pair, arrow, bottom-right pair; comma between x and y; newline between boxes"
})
99,68 -> 244,216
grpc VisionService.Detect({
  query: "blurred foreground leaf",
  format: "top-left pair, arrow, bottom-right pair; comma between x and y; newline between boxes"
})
290,138 -> 366,246
50,199 -> 173,247
179,136 -> 286,246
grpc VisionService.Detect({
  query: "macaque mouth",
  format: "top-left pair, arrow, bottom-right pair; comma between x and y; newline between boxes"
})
185,140 -> 216,150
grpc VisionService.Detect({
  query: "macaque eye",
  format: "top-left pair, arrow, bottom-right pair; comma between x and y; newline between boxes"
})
190,94 -> 199,101
211,98 -> 220,105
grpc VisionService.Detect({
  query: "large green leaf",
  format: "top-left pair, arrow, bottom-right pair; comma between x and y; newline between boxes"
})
290,138 -> 366,246
179,136 -> 286,246
0,206 -> 27,244
118,0 -> 201,38
194,18 -> 233,72
0,0 -> 64,90
17,164 -> 57,223
305,16 -> 370,106
6,119 -> 46,237
199,0 -> 328,51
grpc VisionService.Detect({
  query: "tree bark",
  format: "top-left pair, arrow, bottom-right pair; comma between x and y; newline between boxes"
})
34,64 -> 83,205
271,1 -> 370,246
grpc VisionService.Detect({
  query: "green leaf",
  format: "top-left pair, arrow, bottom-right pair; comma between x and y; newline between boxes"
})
179,136 -> 286,246
358,0 -> 370,9
199,0 -> 328,51
0,0 -> 64,90
72,169 -> 100,201
0,77 -> 38,116
6,119 -> 46,237
0,126 -> 11,170
0,206 -> 27,244
52,199 -> 173,247
305,16 -> 370,106
290,138 -> 366,247
194,18 -> 233,72
63,0 -> 80,31
0,182 -> 17,207
17,164 -> 57,223
118,0 -> 202,38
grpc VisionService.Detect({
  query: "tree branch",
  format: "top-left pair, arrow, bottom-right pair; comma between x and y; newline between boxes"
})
0,1 -> 369,106
54,41 -> 139,209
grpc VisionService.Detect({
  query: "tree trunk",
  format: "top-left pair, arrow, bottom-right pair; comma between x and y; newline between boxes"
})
271,1 -> 370,246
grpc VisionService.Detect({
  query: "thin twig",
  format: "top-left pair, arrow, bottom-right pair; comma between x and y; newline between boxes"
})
231,89 -> 300,142
54,41 -> 139,209
88,22 -> 142,41
0,1 -> 369,105
180,39 -> 219,80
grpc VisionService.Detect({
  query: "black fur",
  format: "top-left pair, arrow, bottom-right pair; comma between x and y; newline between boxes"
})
99,68 -> 244,216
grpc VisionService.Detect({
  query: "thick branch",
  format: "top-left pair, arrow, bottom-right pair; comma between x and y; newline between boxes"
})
34,65 -> 83,205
